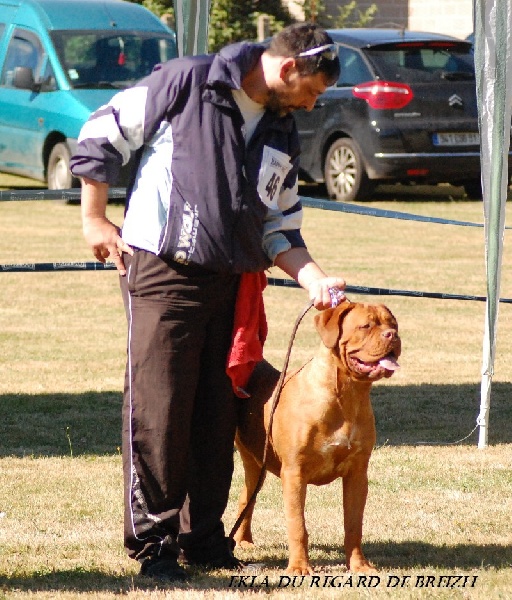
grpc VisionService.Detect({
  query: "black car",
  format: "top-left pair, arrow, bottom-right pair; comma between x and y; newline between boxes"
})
293,29 -> 492,201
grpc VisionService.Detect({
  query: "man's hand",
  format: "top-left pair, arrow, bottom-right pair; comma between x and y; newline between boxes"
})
273,247 -> 346,310
80,177 -> 134,276
307,277 -> 346,310
83,215 -> 134,276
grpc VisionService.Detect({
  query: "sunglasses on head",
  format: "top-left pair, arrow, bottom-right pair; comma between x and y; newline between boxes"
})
295,43 -> 338,61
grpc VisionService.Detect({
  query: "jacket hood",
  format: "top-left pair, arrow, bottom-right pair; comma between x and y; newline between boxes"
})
207,42 -> 266,90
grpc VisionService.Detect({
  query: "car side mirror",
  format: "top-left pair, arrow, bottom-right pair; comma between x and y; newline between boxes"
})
12,66 -> 38,91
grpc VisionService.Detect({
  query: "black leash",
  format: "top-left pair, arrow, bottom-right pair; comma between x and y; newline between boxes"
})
229,299 -> 315,541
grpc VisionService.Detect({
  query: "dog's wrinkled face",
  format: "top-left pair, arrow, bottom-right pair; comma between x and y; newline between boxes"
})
314,301 -> 401,381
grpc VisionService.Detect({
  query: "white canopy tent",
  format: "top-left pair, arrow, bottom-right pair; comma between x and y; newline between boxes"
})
474,0 -> 511,448
173,0 -> 509,448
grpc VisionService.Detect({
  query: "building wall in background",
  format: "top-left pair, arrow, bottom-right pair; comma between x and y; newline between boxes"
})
408,0 -> 473,38
293,0 -> 474,39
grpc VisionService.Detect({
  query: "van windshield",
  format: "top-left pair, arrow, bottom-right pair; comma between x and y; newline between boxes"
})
50,30 -> 177,88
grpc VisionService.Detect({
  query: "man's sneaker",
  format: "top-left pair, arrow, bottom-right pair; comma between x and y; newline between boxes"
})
180,550 -> 262,572
139,556 -> 189,582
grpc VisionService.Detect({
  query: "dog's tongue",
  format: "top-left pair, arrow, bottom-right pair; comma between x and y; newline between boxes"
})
379,356 -> 400,371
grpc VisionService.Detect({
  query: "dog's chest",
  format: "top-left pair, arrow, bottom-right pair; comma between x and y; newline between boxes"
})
309,427 -> 362,484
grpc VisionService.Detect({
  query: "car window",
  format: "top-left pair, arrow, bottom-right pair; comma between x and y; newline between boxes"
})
366,44 -> 474,83
1,29 -> 44,87
51,30 -> 177,88
337,46 -> 372,86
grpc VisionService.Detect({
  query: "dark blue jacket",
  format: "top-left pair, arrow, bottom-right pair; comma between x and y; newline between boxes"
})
71,42 -> 306,273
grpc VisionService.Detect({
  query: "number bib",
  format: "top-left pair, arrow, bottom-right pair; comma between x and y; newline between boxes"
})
257,146 -> 293,209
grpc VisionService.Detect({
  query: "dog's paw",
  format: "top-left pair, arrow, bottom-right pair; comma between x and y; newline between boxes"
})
285,564 -> 314,575
349,561 -> 378,574
235,540 -> 256,550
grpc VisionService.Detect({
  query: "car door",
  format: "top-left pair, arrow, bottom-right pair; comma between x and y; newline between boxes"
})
0,27 -> 54,178
293,45 -> 374,180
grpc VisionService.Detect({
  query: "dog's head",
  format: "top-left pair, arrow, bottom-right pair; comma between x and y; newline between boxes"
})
314,300 -> 401,381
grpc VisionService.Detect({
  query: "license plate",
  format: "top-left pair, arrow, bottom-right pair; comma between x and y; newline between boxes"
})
433,132 -> 480,146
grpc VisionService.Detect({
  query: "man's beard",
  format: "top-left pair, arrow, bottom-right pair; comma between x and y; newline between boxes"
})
264,89 -> 291,117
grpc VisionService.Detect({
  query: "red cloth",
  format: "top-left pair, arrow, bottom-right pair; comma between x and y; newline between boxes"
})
226,271 -> 268,398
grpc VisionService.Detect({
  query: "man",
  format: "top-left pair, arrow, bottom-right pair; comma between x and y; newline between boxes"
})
71,22 -> 346,582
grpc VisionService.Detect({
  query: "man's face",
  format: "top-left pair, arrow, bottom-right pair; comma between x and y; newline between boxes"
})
265,70 -> 329,116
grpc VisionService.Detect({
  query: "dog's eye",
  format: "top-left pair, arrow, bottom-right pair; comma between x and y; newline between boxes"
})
359,323 -> 371,330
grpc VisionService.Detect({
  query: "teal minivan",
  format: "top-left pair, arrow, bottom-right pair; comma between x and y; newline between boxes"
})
0,0 -> 177,188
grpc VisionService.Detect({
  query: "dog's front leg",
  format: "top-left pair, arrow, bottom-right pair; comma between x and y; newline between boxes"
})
281,466 -> 313,575
342,468 -> 376,573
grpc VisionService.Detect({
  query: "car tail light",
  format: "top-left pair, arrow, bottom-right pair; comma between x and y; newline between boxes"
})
353,81 -> 414,110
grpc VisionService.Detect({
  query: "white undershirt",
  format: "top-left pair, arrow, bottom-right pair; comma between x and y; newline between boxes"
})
232,87 -> 265,144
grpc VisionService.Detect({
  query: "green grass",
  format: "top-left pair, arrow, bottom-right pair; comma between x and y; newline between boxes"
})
0,180 -> 511,598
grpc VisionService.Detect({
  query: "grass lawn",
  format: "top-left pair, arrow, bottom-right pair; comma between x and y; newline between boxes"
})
0,182 -> 511,598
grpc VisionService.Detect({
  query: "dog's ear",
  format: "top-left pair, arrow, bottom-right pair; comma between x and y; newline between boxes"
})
314,302 -> 353,348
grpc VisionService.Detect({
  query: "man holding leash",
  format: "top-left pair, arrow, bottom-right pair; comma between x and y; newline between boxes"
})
71,22 -> 346,582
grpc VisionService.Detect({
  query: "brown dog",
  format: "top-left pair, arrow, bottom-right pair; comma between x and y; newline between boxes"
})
234,300 -> 401,574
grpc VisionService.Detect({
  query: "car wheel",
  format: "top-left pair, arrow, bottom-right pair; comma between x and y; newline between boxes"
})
47,142 -> 79,190
324,138 -> 375,202
463,178 -> 483,200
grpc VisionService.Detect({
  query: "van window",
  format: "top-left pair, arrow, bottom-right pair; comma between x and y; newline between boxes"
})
1,29 -> 44,87
39,56 -> 58,92
51,30 -> 176,88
